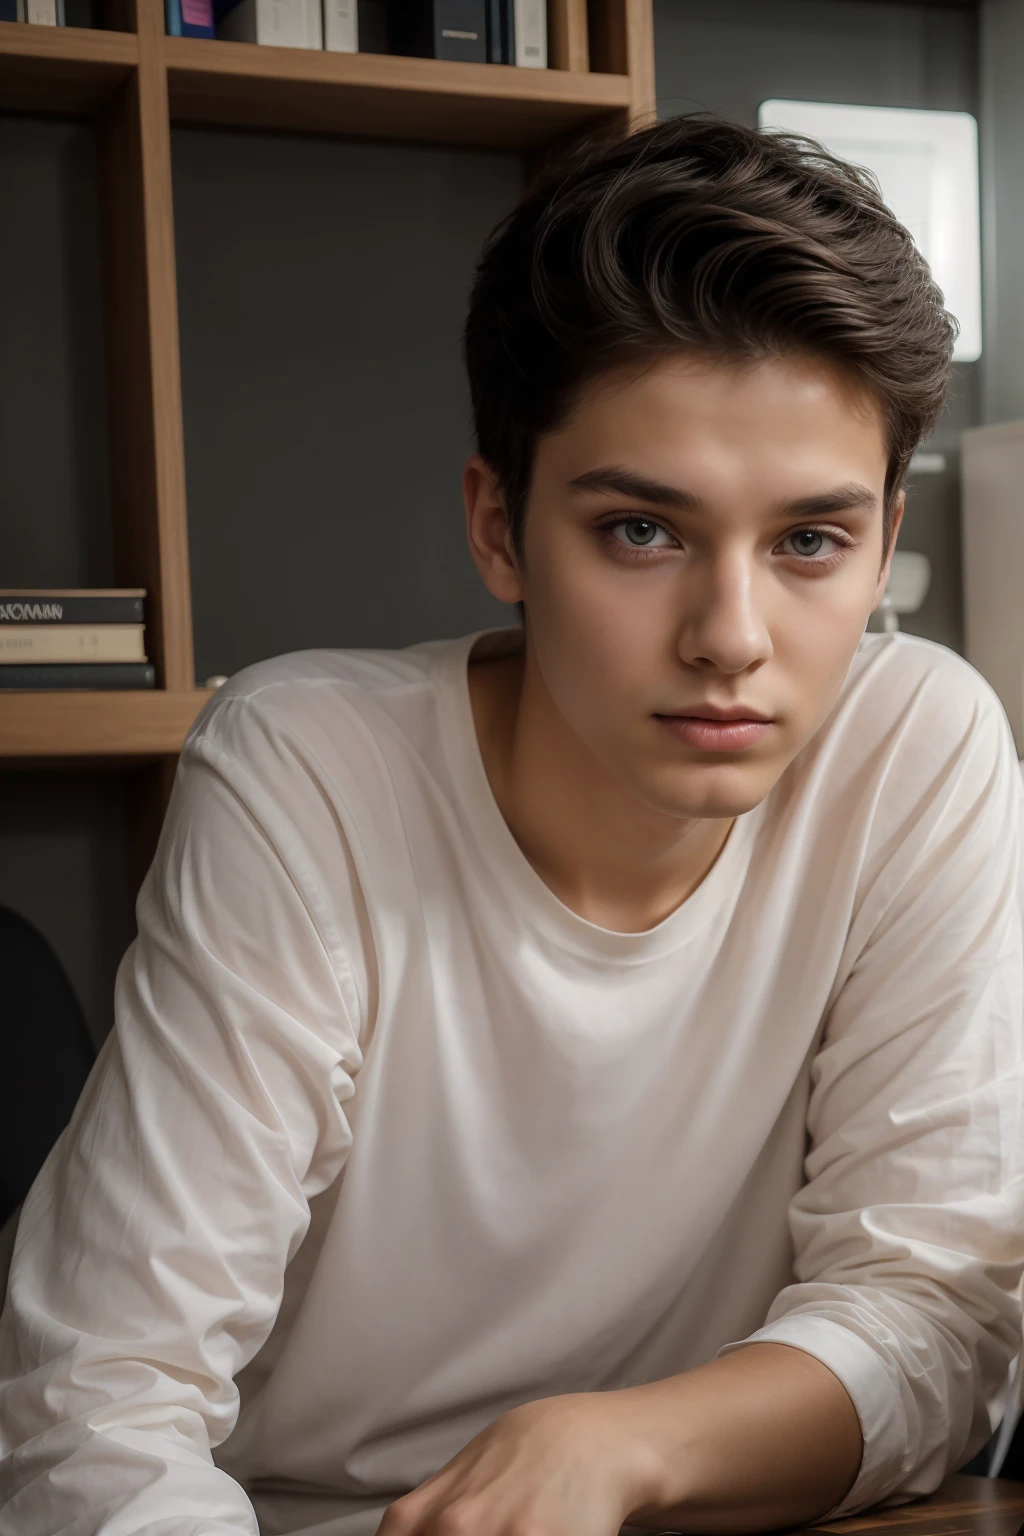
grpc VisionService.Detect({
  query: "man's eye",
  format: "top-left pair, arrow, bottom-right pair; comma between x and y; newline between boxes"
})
611,518 -> 671,549
782,528 -> 838,559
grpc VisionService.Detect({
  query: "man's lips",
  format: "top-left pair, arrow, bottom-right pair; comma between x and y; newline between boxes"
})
653,711 -> 775,752
659,704 -> 774,722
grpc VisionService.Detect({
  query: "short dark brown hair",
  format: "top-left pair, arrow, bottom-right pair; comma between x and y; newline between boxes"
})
462,111 -> 957,560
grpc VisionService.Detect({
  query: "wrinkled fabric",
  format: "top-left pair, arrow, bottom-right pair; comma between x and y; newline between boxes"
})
1,625 -> 1022,1536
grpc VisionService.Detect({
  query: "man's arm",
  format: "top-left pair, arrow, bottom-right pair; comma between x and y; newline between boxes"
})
0,694 -> 363,1536
614,1341 -> 863,1530
374,1342 -> 861,1536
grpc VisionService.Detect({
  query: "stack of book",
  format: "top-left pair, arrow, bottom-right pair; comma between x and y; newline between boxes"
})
0,1 -> 95,21
165,0 -> 547,66
0,590 -> 155,691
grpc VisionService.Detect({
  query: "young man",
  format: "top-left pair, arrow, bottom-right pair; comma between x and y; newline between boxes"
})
1,114 -> 1022,1536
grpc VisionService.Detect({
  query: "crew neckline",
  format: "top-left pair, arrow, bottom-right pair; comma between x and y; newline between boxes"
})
432,626 -> 764,964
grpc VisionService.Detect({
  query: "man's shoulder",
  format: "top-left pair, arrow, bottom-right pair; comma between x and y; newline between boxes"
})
801,630 -> 1017,825
166,638 -> 468,865
828,630 -> 1010,759
184,638 -> 456,753
844,630 -> 1003,723
206,640 -> 448,708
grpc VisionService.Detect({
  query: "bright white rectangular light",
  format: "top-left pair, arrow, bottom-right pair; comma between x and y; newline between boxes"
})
757,99 -> 981,362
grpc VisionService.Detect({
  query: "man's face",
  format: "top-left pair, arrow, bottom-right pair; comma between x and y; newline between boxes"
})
482,351 -> 900,821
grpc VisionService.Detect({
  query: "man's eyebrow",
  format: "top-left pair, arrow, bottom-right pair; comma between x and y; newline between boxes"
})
567,467 -> 704,510
567,467 -> 879,518
779,483 -> 879,517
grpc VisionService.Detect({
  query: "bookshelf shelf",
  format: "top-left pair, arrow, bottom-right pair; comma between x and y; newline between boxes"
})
163,38 -> 632,148
0,21 -> 136,115
0,690 -> 213,761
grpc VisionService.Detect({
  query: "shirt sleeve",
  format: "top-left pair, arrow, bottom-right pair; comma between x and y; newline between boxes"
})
0,693 -> 365,1536
717,677 -> 1024,1517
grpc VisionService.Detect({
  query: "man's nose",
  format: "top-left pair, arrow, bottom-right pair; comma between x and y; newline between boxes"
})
676,554 -> 774,675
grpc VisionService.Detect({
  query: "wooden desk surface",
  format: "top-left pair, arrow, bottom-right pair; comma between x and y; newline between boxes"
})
809,1477 -> 1024,1536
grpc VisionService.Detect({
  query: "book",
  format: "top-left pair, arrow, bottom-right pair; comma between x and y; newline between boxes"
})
0,1 -> 21,19
0,663 -> 156,690
356,0 -> 386,51
166,0 -> 216,36
323,0 -> 357,51
388,0 -> 486,62
0,590 -> 145,624
485,0 -> 512,63
512,0 -> 545,67
0,626 -> 147,664
25,0 -> 58,20
216,0 -> 322,46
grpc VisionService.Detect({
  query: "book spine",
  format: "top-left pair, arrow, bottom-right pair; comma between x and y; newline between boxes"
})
180,0 -> 215,36
26,0 -> 58,19
0,663 -> 156,690
513,0 -> 544,66
485,0 -> 501,62
436,0 -> 486,61
218,0 -> 320,45
165,0 -> 183,34
356,0 -> 387,53
0,597 -> 145,623
0,626 -> 147,664
216,0 -> 258,41
386,0 -> 428,56
0,0 -> 22,20
323,0 -> 357,51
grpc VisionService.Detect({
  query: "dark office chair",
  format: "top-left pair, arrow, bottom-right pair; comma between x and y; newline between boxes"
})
996,1408 -> 1024,1482
0,904 -> 96,1231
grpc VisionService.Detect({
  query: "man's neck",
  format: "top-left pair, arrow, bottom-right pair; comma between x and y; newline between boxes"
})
467,643 -> 735,935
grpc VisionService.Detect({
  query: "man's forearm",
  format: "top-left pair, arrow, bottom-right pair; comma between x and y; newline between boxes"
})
611,1342 -> 864,1533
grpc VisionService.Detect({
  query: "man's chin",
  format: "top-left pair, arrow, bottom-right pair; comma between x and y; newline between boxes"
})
639,761 -> 783,821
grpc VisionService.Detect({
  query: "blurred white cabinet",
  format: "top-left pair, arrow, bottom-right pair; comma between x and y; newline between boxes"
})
961,418 -> 1024,753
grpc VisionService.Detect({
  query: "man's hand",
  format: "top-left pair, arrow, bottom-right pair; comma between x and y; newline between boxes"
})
376,1391 -> 665,1536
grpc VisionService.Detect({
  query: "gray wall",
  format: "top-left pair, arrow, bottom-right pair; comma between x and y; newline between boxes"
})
0,0 -> 989,1043
0,117 -> 112,586
979,0 -> 1024,425
654,0 -> 980,652
173,129 -> 520,685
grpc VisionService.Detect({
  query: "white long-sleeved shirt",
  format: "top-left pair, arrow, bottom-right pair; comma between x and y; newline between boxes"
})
1,624 -> 1023,1536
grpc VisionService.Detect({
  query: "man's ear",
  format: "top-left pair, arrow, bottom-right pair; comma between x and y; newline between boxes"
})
463,454 -> 524,606
870,489 -> 906,611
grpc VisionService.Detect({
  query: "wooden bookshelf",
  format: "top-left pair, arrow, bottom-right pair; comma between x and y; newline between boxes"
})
0,0 -> 656,857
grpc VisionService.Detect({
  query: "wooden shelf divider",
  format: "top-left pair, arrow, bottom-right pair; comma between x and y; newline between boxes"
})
99,0 -> 195,696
